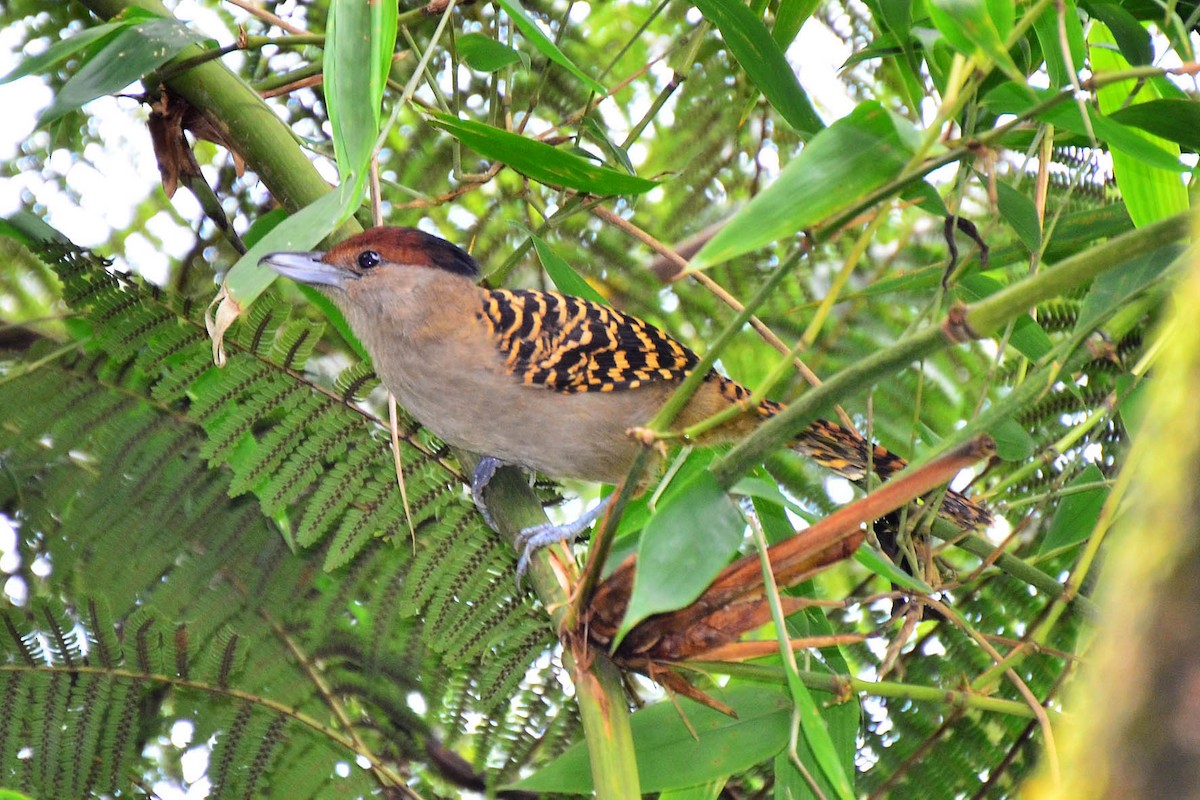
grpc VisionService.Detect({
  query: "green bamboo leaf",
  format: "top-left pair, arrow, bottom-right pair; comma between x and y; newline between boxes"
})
983,84 -> 1189,175
1090,22 -> 1190,226
39,17 -> 210,125
659,782 -> 725,800
494,0 -> 605,94
927,0 -> 1019,77
855,547 -> 930,592
512,685 -> 793,793
1076,245 -> 1181,333
615,471 -> 744,641
902,180 -> 948,216
995,179 -> 1041,253
1085,2 -> 1152,65
580,116 -> 637,176
745,503 -> 857,800
773,0 -> 819,47
529,234 -> 609,305
457,32 -> 528,72
325,0 -> 396,181
1039,464 -> 1108,554
1033,0 -> 1086,87
784,665 -> 855,800
990,417 -> 1037,461
774,691 -> 858,800
1115,374 -> 1150,436
692,102 -> 920,269
370,0 -> 398,115
1109,100 -> 1200,153
875,0 -> 913,40
692,0 -> 823,138
958,274 -> 1053,361
0,21 -> 126,85
426,111 -> 658,195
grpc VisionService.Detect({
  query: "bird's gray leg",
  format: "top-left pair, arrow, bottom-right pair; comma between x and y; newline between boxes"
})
514,495 -> 613,581
471,457 -> 612,583
470,456 -> 504,531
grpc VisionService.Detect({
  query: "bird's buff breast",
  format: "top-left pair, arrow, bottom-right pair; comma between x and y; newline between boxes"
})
373,335 -> 673,484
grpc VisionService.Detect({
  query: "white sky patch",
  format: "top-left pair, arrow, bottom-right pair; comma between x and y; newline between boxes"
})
170,720 -> 195,748
788,20 -> 856,120
824,474 -> 855,504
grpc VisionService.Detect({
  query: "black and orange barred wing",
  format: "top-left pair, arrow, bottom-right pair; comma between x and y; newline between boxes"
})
477,288 -> 991,529
478,289 -> 699,393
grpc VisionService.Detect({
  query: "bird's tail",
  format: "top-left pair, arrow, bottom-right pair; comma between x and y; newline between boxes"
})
715,376 -> 992,529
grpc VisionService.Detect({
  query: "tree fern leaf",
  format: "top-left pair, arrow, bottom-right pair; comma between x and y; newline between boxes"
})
406,461 -> 463,520
247,711 -> 289,796
108,419 -> 196,499
187,358 -> 274,425
399,503 -> 475,617
31,669 -> 70,798
200,373 -> 303,467
227,392 -> 327,498
332,360 -> 380,402
207,626 -> 246,689
259,407 -> 361,514
99,303 -> 176,362
3,374 -> 103,458
427,557 -> 510,655
148,329 -> 212,404
296,444 -> 387,547
51,247 -> 120,308
124,609 -> 165,675
1,610 -> 41,666
173,623 -> 191,680
0,672 -> 30,782
41,382 -> 133,460
67,675 -> 117,798
33,599 -> 81,668
424,527 -> 513,647
238,290 -> 287,356
84,598 -> 122,669
88,284 -> 142,329
90,678 -> 139,795
209,701 -> 256,798
270,318 -> 323,372
322,476 -> 405,570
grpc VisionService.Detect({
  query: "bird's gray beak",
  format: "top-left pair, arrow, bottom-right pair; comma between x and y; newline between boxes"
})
260,251 -> 348,288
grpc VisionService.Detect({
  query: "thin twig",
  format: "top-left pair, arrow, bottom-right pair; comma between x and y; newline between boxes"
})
223,0 -> 308,35
589,204 -> 858,430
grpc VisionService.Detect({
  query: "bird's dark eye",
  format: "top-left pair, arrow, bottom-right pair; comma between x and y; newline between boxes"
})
357,250 -> 382,270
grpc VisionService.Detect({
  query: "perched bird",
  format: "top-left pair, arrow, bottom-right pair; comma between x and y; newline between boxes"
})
262,227 -> 989,572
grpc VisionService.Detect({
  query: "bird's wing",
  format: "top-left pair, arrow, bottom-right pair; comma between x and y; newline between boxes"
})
479,289 -> 699,393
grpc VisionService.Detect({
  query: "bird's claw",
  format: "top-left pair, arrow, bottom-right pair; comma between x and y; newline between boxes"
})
512,496 -> 613,586
470,456 -> 503,531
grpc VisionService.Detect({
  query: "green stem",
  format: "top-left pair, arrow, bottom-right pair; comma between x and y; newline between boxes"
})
710,211 -> 1191,489
567,649 -> 641,799
78,0 -> 359,242
458,452 -> 641,799
645,247 -> 807,434
688,662 -> 1044,719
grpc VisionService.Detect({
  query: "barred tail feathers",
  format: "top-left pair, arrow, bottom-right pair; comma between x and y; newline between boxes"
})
710,374 -> 991,529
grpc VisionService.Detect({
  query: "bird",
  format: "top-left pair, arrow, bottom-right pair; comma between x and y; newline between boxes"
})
261,226 -> 990,574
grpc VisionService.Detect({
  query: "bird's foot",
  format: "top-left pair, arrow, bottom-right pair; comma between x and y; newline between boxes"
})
471,458 -> 611,584
470,456 -> 504,531
514,496 -> 613,582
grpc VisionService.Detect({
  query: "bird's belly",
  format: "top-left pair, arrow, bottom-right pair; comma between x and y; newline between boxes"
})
384,363 -> 672,484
